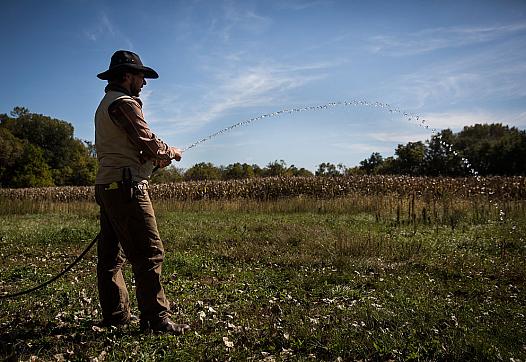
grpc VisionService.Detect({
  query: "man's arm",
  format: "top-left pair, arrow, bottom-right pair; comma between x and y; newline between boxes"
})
107,98 -> 181,163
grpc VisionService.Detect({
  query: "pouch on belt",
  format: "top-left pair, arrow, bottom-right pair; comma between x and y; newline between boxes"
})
122,167 -> 134,202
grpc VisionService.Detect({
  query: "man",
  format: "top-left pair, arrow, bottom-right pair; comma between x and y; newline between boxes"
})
94,50 -> 189,334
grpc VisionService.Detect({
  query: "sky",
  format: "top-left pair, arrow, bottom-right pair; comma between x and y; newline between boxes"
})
1,0 -> 526,171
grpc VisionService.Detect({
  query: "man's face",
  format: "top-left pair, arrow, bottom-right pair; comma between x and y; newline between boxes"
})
128,72 -> 146,96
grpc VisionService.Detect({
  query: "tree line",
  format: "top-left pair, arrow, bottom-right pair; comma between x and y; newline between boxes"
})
355,125 -> 526,177
152,123 -> 526,182
1,107 -> 525,188
150,160 -> 314,184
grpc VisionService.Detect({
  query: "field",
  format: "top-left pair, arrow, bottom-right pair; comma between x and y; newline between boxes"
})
1,176 -> 525,361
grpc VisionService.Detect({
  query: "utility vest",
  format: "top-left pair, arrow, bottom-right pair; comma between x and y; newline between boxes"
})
95,91 -> 154,184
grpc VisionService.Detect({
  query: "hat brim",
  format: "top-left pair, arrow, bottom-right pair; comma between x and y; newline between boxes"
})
97,64 -> 159,80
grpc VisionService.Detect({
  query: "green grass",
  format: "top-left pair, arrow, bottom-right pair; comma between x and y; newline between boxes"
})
0,198 -> 525,361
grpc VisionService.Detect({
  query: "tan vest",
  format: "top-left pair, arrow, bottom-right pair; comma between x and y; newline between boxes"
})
95,91 -> 154,184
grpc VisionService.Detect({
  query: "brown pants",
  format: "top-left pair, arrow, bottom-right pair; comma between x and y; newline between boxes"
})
95,183 -> 170,324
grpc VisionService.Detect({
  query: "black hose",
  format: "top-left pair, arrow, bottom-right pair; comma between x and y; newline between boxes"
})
0,233 -> 99,299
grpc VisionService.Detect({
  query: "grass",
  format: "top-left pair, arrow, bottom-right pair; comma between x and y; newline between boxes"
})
0,196 -> 525,361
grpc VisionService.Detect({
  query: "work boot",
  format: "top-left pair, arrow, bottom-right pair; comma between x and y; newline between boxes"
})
140,318 -> 190,335
98,314 -> 139,327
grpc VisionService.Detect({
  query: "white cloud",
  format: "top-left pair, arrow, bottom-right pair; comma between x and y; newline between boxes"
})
422,110 -> 526,131
369,22 -> 526,56
516,111 -> 526,125
214,1 -> 272,42
395,71 -> 483,109
84,11 -> 133,49
332,142 -> 392,154
277,0 -> 332,11
149,60 -> 333,135
382,35 -> 526,108
84,12 -> 115,41
368,131 -> 431,144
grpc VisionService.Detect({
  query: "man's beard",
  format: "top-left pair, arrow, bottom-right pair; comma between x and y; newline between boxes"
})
130,84 -> 141,97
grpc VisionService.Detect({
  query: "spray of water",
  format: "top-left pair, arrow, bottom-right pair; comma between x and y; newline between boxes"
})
182,100 -> 440,152
182,99 -> 514,226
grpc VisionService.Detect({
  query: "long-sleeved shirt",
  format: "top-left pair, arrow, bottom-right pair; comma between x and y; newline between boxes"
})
94,84 -> 176,184
106,84 -> 177,163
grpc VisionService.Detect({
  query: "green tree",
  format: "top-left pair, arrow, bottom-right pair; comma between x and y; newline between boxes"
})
150,166 -> 184,184
263,160 -> 288,177
454,124 -> 526,175
1,108 -> 97,186
3,111 -> 74,170
10,106 -> 30,118
287,164 -> 314,177
375,156 -> 397,175
251,164 -> 264,177
10,142 -> 54,187
315,162 -> 342,177
67,139 -> 98,185
0,128 -> 24,186
394,141 -> 426,175
184,162 -> 222,181
424,130 -> 465,176
223,162 -> 255,179
359,152 -> 384,174
343,166 -> 365,175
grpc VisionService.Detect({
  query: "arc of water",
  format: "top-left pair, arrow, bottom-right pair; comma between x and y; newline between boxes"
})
182,100 -> 430,152
182,99 -> 515,226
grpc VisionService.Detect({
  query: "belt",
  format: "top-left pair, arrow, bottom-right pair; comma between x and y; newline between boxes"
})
103,180 -> 149,191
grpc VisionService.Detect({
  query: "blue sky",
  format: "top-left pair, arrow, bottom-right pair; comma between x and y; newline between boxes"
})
2,0 -> 525,171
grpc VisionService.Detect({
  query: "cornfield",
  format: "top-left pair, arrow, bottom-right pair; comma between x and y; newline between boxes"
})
1,176 -> 524,202
1,176 -> 524,226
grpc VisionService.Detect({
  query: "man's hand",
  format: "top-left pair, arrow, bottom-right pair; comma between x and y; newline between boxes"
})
169,147 -> 183,161
153,147 -> 182,170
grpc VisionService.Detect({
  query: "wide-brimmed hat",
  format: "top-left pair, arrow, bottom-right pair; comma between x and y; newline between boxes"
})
97,50 -> 159,80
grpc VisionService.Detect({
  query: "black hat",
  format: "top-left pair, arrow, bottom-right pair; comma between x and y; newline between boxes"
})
97,50 -> 159,80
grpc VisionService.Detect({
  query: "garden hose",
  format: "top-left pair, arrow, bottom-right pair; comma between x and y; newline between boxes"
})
0,233 -> 99,299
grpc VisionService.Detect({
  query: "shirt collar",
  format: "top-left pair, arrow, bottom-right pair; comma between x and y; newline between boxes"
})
104,84 -> 143,106
105,83 -> 133,96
